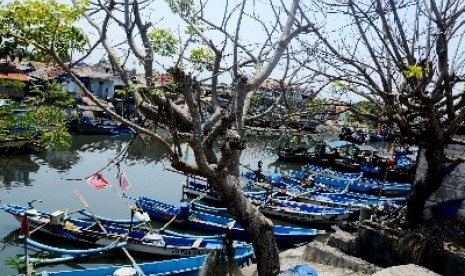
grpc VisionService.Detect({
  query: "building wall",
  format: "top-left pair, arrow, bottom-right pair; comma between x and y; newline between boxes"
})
89,79 -> 115,99
62,81 -> 79,94
416,143 -> 465,220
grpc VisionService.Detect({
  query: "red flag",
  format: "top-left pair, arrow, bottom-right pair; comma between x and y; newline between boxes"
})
116,170 -> 131,191
86,172 -> 110,190
20,214 -> 29,237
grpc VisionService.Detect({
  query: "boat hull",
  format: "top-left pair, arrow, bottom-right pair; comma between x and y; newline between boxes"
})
135,196 -> 324,245
2,204 -> 251,258
36,246 -> 254,276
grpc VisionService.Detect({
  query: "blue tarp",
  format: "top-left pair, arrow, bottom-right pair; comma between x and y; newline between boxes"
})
280,264 -> 318,276
326,140 -> 351,148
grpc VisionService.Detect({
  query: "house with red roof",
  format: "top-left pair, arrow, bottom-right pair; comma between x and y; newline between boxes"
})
0,62 -> 30,98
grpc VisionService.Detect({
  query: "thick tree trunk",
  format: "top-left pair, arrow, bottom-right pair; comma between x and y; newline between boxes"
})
405,143 -> 445,226
208,174 -> 280,276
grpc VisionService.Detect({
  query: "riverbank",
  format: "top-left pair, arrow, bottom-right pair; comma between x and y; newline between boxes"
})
240,239 -> 440,276
241,240 -> 376,276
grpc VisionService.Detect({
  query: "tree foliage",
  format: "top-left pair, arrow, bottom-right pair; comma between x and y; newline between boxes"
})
0,0 -> 89,61
148,28 -> 179,57
0,83 -> 73,150
188,47 -> 214,71
0,1 -> 313,275
300,0 -> 465,225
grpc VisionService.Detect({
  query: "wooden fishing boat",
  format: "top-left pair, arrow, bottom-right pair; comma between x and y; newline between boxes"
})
313,175 -> 411,197
182,174 -> 394,224
302,164 -> 362,180
17,237 -> 127,265
322,191 -> 406,206
67,105 -> 136,136
33,245 -> 254,276
2,203 -> 252,257
242,171 -> 309,196
184,178 -> 360,216
133,196 -> 326,245
244,193 -> 353,225
77,209 -> 228,240
274,135 -> 340,165
77,209 -> 150,225
182,178 -> 272,203
182,179 -> 221,202
282,191 -> 405,211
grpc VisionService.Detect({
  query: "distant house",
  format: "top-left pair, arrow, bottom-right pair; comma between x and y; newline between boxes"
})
154,72 -> 173,86
318,99 -> 351,121
63,67 -> 120,99
0,60 -> 132,103
255,78 -> 310,109
0,62 -> 30,98
27,63 -> 65,88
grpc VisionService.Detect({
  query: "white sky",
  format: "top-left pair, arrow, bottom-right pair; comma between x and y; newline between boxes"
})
73,0 -> 363,101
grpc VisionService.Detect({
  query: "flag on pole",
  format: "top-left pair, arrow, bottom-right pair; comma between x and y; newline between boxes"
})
86,172 -> 110,190
20,214 -> 29,237
116,170 -> 131,191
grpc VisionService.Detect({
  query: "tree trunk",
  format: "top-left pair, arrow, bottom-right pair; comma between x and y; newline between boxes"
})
208,174 -> 280,276
405,143 -> 445,226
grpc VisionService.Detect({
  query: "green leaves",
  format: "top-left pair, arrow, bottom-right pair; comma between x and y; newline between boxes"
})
188,47 -> 214,71
0,81 -> 75,150
403,64 -> 424,79
38,121 -> 72,150
0,0 -> 89,61
330,80 -> 353,91
31,82 -> 76,107
0,79 -> 26,90
165,0 -> 195,16
5,256 -> 24,271
148,28 -> 179,57
307,98 -> 324,113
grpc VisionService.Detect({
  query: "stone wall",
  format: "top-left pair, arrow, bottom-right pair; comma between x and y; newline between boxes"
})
356,223 -> 465,275
415,143 -> 465,219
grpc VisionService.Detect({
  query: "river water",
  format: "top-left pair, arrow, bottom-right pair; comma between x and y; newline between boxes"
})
0,134 -> 296,274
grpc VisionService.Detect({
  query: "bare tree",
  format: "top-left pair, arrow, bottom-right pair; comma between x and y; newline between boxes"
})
299,0 -> 465,225
0,0 -> 313,274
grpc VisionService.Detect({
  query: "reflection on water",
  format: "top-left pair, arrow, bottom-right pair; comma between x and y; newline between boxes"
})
0,155 -> 39,187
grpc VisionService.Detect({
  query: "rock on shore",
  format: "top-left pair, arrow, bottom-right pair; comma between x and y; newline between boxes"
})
240,241 -> 440,276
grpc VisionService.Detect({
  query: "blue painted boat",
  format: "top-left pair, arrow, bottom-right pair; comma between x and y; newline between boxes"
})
33,246 -> 254,276
241,171 -> 309,196
77,208 -> 150,225
183,175 -> 405,215
183,179 -> 271,202
244,193 -> 353,225
77,209 -> 227,239
355,177 -> 411,197
74,120 -> 136,136
67,105 -> 136,136
185,180 -> 354,225
25,237 -> 127,256
182,179 -> 221,202
134,196 -> 325,245
320,192 -> 406,206
18,237 -> 127,265
303,164 -> 362,179
2,203 -> 252,257
313,175 -> 411,197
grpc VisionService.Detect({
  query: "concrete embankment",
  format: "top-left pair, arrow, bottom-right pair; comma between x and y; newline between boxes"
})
241,240 -> 378,276
241,235 -> 441,276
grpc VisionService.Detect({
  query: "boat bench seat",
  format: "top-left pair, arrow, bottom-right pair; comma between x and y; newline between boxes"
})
191,238 -> 203,248
85,222 -> 108,233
